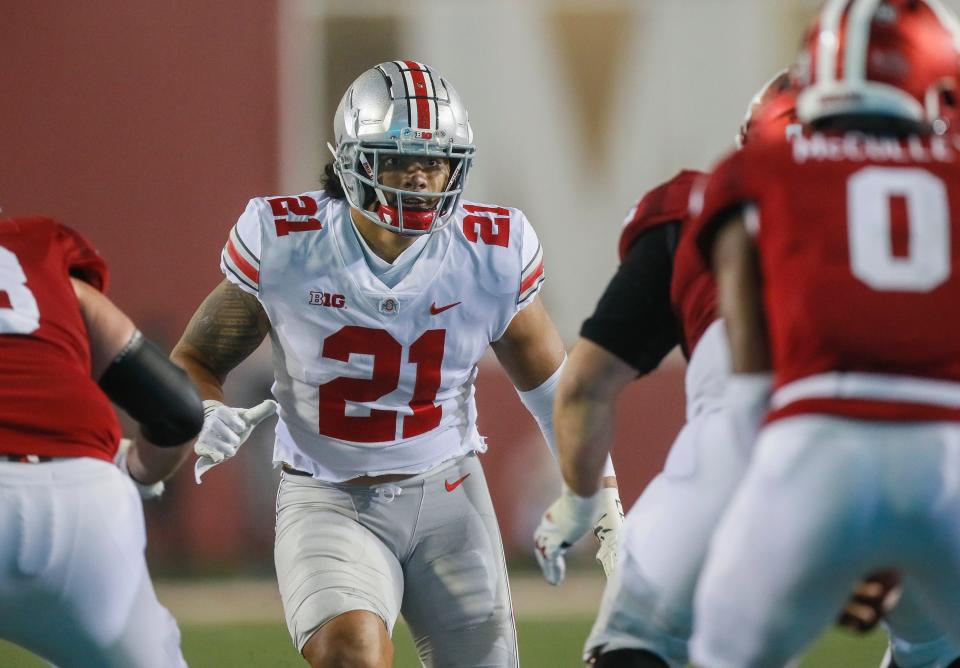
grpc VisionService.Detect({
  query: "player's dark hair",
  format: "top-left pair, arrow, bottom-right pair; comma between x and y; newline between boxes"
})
321,162 -> 346,200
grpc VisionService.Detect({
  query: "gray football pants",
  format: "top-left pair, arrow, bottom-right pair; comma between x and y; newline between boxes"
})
274,453 -> 518,667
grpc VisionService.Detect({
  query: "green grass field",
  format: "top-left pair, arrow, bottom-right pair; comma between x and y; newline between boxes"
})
0,617 -> 888,667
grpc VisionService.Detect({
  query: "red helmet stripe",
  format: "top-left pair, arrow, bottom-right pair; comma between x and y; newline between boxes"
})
403,60 -> 434,130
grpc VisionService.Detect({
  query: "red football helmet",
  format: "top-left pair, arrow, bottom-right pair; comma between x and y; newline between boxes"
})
795,0 -> 960,128
737,70 -> 800,147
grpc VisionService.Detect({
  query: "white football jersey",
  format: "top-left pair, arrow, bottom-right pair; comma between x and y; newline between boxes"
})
221,192 -> 545,481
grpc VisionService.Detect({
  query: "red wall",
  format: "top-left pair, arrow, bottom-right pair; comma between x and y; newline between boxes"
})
1,1 -> 279,337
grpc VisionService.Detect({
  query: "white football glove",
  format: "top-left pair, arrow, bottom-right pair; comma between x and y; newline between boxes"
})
115,438 -> 165,501
534,486 -> 623,585
194,399 -> 278,484
593,490 -> 624,579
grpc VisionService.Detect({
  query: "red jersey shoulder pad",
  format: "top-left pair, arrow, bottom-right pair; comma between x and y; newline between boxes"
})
619,170 -> 705,261
55,222 -> 109,293
0,217 -> 109,292
691,147 -> 766,269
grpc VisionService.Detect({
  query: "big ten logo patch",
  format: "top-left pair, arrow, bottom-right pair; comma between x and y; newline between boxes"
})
308,291 -> 346,308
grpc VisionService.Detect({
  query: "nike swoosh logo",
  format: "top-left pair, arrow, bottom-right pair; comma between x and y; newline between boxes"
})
444,473 -> 471,492
430,301 -> 461,315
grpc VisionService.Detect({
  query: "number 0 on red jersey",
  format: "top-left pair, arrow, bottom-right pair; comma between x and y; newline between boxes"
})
696,132 -> 960,423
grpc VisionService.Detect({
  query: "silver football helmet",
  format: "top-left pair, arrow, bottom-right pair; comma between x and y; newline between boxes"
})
329,60 -> 475,236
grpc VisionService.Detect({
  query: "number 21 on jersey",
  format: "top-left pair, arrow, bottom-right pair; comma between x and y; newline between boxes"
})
318,326 -> 445,442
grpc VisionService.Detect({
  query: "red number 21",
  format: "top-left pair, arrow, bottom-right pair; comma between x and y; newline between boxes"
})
462,204 -> 510,248
318,327 -> 446,442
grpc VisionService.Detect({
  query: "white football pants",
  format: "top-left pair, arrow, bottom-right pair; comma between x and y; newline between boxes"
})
584,405 -> 747,667
692,415 -> 960,668
0,458 -> 185,667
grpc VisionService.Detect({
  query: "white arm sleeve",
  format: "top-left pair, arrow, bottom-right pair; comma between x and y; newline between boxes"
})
517,357 -> 616,477
220,198 -> 263,295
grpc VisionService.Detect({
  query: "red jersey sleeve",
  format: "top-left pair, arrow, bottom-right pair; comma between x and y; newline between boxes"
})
54,222 -> 109,293
692,149 -> 761,266
619,170 -> 703,260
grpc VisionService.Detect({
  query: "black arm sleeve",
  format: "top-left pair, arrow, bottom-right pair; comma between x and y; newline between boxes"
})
99,332 -> 205,447
579,222 -> 683,375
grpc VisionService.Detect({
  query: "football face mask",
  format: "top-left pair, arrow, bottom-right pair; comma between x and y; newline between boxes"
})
330,61 -> 475,236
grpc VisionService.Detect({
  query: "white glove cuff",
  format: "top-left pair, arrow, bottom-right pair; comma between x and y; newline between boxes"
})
203,400 -> 224,418
596,487 -> 621,514
116,439 -> 164,500
560,485 -> 602,525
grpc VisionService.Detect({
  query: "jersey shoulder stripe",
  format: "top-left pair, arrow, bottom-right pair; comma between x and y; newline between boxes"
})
222,224 -> 260,292
220,197 -> 268,294
518,242 -> 544,305
226,220 -> 260,272
222,245 -> 258,292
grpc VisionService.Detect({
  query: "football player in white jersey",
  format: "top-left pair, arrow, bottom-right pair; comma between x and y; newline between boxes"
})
171,60 -> 623,668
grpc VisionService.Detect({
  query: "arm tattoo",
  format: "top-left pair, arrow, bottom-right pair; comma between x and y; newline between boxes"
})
179,281 -> 270,380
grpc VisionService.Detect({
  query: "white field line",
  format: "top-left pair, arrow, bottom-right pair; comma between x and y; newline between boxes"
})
155,572 -> 607,625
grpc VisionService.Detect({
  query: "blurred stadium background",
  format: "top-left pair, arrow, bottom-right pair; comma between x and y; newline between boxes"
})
3,0 -> 957,665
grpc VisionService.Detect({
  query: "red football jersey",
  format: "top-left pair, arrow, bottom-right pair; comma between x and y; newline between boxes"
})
619,170 -> 701,261
697,132 -> 960,423
619,170 -> 718,355
0,217 -> 120,461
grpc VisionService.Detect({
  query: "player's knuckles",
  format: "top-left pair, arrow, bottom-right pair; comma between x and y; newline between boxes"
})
200,432 -> 234,452
212,421 -> 243,443
221,414 -> 248,433
195,445 -> 225,462
197,436 -> 236,457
